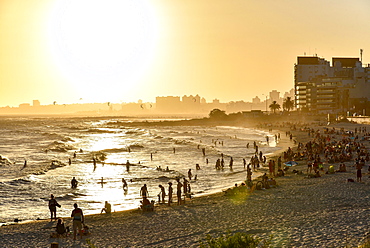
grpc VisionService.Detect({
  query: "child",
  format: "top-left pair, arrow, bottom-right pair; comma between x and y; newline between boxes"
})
56,218 -> 66,237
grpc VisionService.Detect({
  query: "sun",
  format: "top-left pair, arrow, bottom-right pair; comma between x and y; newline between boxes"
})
47,0 -> 159,103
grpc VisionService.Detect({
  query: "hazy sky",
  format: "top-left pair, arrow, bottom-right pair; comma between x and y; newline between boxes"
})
1,0 -> 370,107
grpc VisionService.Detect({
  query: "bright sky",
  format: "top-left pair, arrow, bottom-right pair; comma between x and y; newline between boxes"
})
1,0 -> 370,107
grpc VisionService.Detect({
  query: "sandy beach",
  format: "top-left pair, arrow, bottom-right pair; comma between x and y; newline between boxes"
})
1,120 -> 370,248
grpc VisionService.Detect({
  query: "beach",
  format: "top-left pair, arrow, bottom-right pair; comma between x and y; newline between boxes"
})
1,120 -> 370,247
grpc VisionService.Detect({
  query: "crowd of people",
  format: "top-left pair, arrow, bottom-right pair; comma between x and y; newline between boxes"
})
47,121 -> 370,243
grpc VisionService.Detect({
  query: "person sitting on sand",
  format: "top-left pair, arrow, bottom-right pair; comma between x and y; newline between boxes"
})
313,170 -> 321,178
262,173 -> 268,182
56,218 -> 66,237
140,196 -> 153,211
277,168 -> 285,177
101,201 -> 111,214
337,163 -> 347,172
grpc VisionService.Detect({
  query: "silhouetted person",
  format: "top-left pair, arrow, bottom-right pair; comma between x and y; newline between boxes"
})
168,182 -> 173,206
49,194 -> 60,221
122,178 -> 128,189
176,178 -> 183,205
71,203 -> 84,240
101,201 -> 111,214
140,184 -> 149,198
71,177 -> 78,188
158,185 -> 166,203
188,169 -> 192,180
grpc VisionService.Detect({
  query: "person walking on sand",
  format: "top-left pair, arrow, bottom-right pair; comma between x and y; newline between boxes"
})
140,184 -> 149,198
356,161 -> 363,182
176,178 -> 183,205
168,182 -> 173,206
71,203 -> 84,240
48,194 -> 61,221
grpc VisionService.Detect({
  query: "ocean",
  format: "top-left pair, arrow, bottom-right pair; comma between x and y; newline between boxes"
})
0,116 -> 283,225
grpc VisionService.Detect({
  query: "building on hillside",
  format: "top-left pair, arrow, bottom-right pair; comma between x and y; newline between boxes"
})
294,55 -> 370,115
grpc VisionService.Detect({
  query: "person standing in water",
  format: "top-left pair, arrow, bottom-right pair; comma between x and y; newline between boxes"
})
71,177 -> 78,188
188,169 -> 192,180
140,184 -> 149,198
158,185 -> 166,203
122,178 -> 128,189
126,160 -> 131,172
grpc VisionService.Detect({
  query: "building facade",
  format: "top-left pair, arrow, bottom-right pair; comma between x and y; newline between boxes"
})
294,56 -> 370,115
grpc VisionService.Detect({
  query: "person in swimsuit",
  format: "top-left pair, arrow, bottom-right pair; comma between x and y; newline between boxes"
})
71,203 -> 84,240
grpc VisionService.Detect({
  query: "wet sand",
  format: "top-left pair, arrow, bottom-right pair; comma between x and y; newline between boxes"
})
1,121 -> 370,247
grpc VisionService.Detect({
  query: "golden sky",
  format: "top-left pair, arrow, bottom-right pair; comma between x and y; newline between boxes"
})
1,0 -> 370,107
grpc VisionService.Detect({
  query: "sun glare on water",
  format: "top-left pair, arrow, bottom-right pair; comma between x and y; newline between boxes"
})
47,0 -> 159,102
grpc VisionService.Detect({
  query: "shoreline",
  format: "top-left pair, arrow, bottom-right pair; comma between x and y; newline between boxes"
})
0,123 -> 294,227
2,120 -> 370,247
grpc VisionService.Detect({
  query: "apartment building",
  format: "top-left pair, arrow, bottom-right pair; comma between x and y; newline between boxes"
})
294,56 -> 370,115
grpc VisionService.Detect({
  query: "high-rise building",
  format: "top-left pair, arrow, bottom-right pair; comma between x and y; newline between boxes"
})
294,56 -> 370,115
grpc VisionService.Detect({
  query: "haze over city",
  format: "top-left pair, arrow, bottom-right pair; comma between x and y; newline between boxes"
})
1,0 -> 370,107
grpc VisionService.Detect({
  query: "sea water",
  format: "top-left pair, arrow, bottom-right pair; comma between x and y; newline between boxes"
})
0,116 -> 282,225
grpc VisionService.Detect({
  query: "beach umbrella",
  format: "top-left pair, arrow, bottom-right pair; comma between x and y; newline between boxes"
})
284,161 -> 298,166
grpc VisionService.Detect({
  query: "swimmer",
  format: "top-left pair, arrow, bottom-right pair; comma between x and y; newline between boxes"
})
122,178 -> 128,189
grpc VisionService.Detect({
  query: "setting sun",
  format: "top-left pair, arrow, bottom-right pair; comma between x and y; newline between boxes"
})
47,0 -> 159,102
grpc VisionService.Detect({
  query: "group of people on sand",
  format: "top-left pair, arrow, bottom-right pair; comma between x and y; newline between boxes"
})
48,194 -> 86,240
139,174 -> 196,210
260,122 -> 370,183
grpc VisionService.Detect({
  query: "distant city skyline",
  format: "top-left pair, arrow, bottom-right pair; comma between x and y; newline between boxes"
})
0,89 -> 294,115
1,0 -> 369,107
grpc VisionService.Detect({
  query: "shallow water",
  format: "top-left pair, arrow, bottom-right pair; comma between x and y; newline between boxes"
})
0,117 -> 283,224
